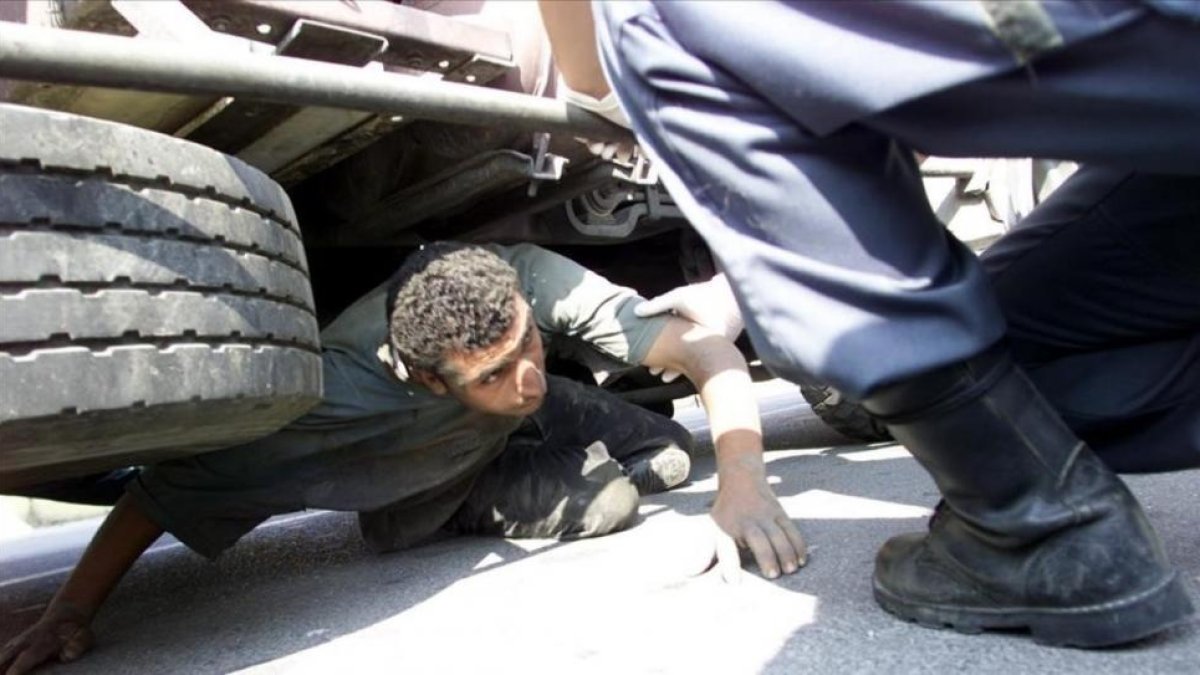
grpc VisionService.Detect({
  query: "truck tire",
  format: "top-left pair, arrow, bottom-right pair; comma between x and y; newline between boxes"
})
0,104 -> 322,489
799,383 -> 892,444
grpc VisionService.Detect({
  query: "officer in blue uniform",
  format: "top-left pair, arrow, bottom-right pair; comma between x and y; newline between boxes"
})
594,0 -> 1200,648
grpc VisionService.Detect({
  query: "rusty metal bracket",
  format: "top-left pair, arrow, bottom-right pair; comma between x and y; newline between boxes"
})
612,148 -> 658,186
444,53 -> 518,86
273,17 -> 389,64
527,132 -> 569,197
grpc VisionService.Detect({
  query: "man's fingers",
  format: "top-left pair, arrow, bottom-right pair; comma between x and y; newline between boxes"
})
742,525 -> 782,579
714,530 -> 743,584
59,628 -> 92,663
778,517 -> 809,567
0,637 -> 32,675
6,640 -> 54,675
763,521 -> 802,575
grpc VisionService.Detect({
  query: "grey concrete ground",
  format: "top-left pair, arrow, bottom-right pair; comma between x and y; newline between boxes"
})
1,384 -> 1197,675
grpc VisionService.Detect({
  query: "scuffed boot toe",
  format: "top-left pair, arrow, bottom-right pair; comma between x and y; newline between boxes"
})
872,521 -> 1196,648
873,530 -> 994,635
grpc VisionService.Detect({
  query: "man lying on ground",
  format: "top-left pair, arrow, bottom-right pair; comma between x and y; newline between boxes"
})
0,242 -> 805,674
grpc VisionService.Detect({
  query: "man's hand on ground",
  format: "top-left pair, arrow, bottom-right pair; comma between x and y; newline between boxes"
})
708,462 -> 807,583
0,602 -> 94,675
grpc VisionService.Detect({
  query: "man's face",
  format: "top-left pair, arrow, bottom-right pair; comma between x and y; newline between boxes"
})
431,295 -> 547,417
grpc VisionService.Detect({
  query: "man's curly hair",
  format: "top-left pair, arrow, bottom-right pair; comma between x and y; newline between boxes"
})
386,242 -> 520,381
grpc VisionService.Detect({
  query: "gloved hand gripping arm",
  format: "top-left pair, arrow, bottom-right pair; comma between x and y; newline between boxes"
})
635,274 -> 745,382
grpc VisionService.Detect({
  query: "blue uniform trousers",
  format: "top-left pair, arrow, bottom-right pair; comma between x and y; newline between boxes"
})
983,167 -> 1200,472
596,1 -> 1200,470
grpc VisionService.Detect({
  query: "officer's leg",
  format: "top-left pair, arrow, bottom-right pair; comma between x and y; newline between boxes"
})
597,2 -> 1192,647
981,167 -> 1200,473
870,13 -> 1200,175
865,13 -> 1200,475
597,3 -> 1005,399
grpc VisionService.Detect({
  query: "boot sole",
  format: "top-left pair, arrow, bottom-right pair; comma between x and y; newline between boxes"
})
873,572 -> 1195,648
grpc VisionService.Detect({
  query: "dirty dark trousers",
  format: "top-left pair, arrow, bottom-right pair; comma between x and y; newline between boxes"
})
863,347 -> 1194,647
12,376 -> 695,550
360,374 -> 694,550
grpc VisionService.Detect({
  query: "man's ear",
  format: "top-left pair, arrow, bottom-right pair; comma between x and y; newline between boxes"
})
411,369 -> 449,396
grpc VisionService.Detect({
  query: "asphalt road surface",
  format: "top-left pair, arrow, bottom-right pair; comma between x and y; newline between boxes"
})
2,383 -> 1197,674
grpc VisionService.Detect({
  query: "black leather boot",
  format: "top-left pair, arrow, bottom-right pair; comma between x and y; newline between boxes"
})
862,346 -> 1194,647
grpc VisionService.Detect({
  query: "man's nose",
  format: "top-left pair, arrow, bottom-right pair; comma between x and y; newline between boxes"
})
516,359 -> 546,400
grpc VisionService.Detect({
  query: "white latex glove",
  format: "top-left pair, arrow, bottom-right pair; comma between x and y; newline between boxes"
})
559,78 -> 638,163
559,78 -> 632,129
634,273 -> 745,383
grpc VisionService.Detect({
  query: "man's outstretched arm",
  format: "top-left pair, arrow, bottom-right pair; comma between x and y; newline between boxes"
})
0,494 -> 162,675
641,317 -> 806,581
